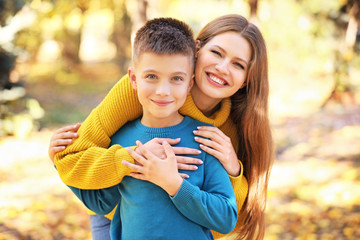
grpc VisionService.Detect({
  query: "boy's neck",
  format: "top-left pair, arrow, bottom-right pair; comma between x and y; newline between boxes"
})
140,113 -> 185,128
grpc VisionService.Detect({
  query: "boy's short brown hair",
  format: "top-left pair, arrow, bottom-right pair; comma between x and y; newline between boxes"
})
133,18 -> 195,70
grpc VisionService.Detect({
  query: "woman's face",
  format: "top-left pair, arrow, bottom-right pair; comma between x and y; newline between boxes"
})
194,31 -> 251,100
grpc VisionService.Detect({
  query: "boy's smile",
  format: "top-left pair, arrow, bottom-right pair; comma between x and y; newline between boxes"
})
129,52 -> 193,128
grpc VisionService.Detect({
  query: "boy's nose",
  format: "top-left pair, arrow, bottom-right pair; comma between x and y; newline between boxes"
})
215,59 -> 230,75
156,82 -> 170,96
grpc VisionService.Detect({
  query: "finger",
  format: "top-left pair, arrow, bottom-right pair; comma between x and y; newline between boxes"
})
129,172 -> 147,180
58,132 -> 79,140
195,126 -> 230,142
163,141 -> 176,159
51,139 -> 73,148
199,144 -> 223,160
194,137 -> 222,151
196,125 -> 226,136
172,146 -> 201,155
126,147 -> 149,166
52,146 -> 66,153
177,163 -> 198,171
179,173 -> 189,179
122,160 -> 144,173
175,156 -> 203,165
54,123 -> 81,134
136,141 -> 158,160
193,130 -> 224,144
155,138 -> 181,145
50,133 -> 78,147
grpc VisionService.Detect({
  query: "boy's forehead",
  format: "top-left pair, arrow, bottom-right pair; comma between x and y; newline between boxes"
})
134,52 -> 194,74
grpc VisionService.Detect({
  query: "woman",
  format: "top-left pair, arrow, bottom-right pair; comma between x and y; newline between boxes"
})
49,14 -> 273,240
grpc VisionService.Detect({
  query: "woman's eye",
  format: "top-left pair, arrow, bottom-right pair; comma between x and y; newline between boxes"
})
234,62 -> 245,70
211,50 -> 222,57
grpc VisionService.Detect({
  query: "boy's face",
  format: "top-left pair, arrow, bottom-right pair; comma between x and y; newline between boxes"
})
129,52 -> 193,127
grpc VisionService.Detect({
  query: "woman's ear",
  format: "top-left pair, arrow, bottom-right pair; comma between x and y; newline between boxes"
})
240,80 -> 247,89
128,67 -> 137,90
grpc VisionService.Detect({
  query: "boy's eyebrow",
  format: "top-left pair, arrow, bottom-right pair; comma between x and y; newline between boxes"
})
143,69 -> 189,76
213,45 -> 249,65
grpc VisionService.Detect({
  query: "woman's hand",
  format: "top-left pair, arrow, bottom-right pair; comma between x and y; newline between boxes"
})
48,123 -> 81,163
136,138 -> 202,177
193,126 -> 241,177
124,140 -> 183,197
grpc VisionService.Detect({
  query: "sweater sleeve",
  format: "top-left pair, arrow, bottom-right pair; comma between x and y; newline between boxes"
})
211,163 -> 248,239
67,185 -> 120,216
54,74 -> 143,189
170,153 -> 238,234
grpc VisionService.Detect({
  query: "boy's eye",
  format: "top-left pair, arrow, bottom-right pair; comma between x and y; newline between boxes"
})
211,50 -> 222,57
145,74 -> 157,80
172,76 -> 184,82
234,62 -> 245,70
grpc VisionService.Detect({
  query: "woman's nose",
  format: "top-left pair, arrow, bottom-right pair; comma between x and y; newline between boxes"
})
215,59 -> 230,75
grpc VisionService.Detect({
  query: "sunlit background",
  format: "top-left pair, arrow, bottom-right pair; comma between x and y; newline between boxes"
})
0,0 -> 359,239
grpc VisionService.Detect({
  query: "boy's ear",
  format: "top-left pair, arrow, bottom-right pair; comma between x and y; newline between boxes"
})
128,67 -> 137,90
188,75 -> 194,93
195,40 -> 201,58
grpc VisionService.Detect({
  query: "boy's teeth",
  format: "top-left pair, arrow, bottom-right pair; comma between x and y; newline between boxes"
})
209,74 -> 226,85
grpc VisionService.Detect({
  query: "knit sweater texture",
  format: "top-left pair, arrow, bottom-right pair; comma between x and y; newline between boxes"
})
55,74 -> 248,238
69,116 -> 238,239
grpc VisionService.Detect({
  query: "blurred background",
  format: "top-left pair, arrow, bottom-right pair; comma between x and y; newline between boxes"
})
0,0 -> 359,239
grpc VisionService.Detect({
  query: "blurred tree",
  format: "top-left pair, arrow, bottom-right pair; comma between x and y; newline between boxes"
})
0,0 -> 26,26
322,0 -> 360,106
0,49 -> 16,89
111,0 -> 132,73
249,0 -> 258,18
0,0 -> 26,89
0,0 -> 45,137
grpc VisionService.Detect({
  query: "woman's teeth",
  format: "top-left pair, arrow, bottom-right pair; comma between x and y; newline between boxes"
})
209,74 -> 226,85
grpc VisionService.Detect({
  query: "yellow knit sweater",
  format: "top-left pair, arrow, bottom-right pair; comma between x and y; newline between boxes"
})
55,74 -> 248,239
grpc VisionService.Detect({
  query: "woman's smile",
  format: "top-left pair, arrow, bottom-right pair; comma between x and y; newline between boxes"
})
206,72 -> 228,87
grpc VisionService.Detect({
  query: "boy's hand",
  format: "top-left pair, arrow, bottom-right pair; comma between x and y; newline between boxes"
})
124,140 -> 183,197
137,138 -> 202,175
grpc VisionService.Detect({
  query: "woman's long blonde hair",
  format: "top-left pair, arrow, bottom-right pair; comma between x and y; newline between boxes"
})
196,14 -> 274,240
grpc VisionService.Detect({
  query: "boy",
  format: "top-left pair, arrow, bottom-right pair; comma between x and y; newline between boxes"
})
68,18 -> 237,240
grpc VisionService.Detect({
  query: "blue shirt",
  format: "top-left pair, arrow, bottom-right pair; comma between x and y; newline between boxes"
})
69,116 -> 237,240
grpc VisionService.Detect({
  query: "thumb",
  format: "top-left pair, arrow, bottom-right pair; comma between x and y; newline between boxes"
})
163,141 -> 175,160
160,138 -> 181,145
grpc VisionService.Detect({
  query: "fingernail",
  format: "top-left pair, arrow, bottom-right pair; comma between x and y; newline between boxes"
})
193,130 -> 198,134
193,166 -> 198,170
198,160 -> 203,164
196,150 -> 201,154
194,137 -> 199,141
197,126 -> 202,129
185,175 -> 189,179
